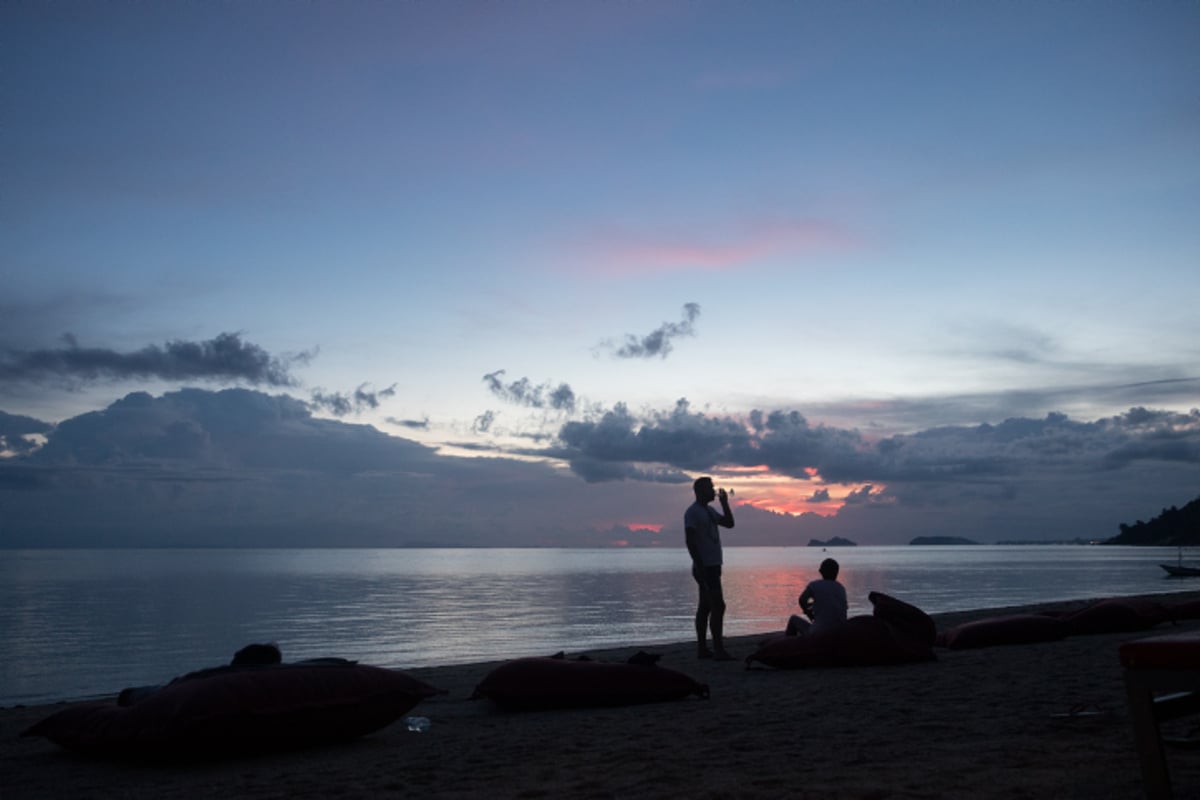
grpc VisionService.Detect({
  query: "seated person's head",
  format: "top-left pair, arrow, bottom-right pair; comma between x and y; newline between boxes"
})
819,558 -> 839,580
693,476 -> 714,501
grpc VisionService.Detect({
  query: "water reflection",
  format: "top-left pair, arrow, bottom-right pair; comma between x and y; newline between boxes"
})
0,546 -> 1191,706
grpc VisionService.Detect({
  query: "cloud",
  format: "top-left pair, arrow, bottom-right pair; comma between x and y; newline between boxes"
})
0,332 -> 312,390
601,303 -> 700,360
577,218 -> 857,276
309,383 -> 398,417
483,370 -> 577,412
842,484 -> 879,505
3,387 -> 1198,548
944,320 -> 1060,365
554,401 -> 883,483
551,399 -> 1200,492
796,376 -> 1200,437
473,410 -> 496,433
0,410 -> 52,455
387,416 -> 429,430
0,388 -> 691,548
543,398 -> 1200,543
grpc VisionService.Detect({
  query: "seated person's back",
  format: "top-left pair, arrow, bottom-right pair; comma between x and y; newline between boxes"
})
788,558 -> 848,636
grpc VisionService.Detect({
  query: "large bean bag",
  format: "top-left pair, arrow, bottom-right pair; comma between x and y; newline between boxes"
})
470,656 -> 709,711
1063,597 -> 1169,636
745,615 -> 936,670
22,661 -> 443,759
869,591 -> 937,647
1168,599 -> 1200,622
935,614 -> 1069,649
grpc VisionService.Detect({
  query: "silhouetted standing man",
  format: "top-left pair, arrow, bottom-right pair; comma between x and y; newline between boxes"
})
685,476 -> 735,660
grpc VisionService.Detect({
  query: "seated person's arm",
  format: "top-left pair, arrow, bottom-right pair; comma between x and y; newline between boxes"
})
798,586 -> 815,619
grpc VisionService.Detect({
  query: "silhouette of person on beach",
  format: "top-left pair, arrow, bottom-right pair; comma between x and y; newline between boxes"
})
684,476 -> 736,660
787,558 -> 848,636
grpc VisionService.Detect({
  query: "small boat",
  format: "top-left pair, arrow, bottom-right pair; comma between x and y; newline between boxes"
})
1161,546 -> 1200,577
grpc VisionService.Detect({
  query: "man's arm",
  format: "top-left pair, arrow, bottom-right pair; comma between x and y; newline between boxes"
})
716,489 -> 734,528
685,526 -> 701,564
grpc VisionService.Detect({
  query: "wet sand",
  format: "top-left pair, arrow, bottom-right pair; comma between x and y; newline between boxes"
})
4,591 -> 1199,799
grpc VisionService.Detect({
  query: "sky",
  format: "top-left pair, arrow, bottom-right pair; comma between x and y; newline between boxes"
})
2,1 -> 1198,548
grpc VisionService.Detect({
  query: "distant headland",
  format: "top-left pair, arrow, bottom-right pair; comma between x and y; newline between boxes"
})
1104,495 -> 1200,546
909,536 -> 979,546
807,537 -> 857,547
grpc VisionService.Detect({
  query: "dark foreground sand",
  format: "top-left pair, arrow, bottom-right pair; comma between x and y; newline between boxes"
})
4,592 -> 1200,800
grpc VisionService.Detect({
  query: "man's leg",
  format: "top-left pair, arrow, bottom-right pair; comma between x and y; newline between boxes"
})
704,566 -> 735,660
692,563 -> 713,658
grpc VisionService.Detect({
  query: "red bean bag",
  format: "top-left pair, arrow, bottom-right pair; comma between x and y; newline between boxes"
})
745,632 -> 840,670
746,615 -> 936,669
1064,597 -> 1168,636
21,662 -> 443,759
469,657 -> 709,711
869,591 -> 937,647
1168,599 -> 1200,622
935,614 -> 1069,649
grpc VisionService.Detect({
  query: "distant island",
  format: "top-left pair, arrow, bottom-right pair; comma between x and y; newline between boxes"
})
807,537 -> 857,547
909,536 -> 979,546
1105,495 -> 1200,546
996,538 -> 1097,546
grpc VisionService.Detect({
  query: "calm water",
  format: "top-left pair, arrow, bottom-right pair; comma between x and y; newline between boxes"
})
0,545 -> 1193,707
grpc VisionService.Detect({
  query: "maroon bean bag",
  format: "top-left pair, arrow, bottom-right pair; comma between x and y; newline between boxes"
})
21,662 -> 443,759
935,614 -> 1069,649
869,591 -> 937,647
746,615 -> 936,669
1168,598 -> 1200,622
469,657 -> 709,711
1064,597 -> 1169,636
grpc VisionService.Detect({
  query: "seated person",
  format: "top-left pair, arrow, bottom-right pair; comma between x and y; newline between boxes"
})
787,558 -> 849,636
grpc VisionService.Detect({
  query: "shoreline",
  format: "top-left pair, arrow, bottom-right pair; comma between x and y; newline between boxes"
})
4,590 -> 1200,798
6,584 -> 1197,711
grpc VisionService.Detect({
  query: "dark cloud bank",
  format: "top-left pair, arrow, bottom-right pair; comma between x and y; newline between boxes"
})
0,332 -> 402,422
2,387 -> 1198,548
0,332 -> 309,389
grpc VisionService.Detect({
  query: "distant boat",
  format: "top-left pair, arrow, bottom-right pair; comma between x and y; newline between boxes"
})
1160,546 -> 1200,577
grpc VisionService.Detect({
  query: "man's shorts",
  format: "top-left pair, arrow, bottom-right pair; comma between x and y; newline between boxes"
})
692,563 -> 725,604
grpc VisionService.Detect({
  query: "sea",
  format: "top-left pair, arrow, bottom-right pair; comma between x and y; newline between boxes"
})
1,545 -> 1194,708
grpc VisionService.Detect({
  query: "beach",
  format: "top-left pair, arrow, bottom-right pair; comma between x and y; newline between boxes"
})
4,592 -> 1199,799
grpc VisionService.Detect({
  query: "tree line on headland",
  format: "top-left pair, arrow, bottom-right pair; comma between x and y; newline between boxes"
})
803,494 -> 1200,547
1104,494 -> 1200,546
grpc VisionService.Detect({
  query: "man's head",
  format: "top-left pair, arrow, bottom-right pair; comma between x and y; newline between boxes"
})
819,558 -> 840,580
693,476 -> 715,502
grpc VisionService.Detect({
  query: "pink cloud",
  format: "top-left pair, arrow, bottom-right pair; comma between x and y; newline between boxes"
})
578,218 -> 860,277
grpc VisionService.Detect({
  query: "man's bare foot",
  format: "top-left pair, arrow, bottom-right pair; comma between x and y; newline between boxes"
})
713,650 -> 737,661
697,648 -> 714,659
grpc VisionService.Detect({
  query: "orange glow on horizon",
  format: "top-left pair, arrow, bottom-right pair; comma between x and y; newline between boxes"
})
701,466 -> 885,519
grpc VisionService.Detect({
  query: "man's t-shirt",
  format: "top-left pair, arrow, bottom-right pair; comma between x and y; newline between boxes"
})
801,578 -> 848,633
685,502 -> 723,567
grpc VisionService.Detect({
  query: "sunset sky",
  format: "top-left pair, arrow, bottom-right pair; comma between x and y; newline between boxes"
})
2,1 -> 1198,547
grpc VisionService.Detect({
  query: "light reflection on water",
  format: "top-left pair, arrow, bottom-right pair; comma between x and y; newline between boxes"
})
0,545 -> 1192,706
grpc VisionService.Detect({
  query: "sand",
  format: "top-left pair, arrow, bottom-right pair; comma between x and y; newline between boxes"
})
4,592 -> 1199,799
